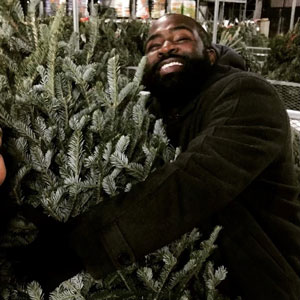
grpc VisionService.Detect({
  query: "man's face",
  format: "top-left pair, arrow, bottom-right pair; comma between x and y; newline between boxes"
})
145,15 -> 205,75
143,15 -> 213,100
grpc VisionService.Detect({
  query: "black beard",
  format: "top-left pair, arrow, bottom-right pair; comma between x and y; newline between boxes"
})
142,54 -> 213,107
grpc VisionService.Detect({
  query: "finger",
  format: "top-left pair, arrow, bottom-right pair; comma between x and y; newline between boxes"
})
0,154 -> 6,186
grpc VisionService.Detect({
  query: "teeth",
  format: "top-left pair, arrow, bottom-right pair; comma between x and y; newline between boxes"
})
161,61 -> 183,70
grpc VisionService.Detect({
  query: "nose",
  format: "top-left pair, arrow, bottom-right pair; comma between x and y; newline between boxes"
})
158,40 -> 177,57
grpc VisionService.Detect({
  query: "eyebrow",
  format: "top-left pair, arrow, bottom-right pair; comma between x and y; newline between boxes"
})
145,25 -> 194,47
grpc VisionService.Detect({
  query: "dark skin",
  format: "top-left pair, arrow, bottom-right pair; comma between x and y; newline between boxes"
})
142,14 -> 217,111
145,14 -> 216,77
0,128 -> 6,186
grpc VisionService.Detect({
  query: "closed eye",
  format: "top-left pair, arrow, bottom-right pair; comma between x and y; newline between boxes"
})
175,37 -> 191,43
147,43 -> 162,52
150,43 -> 161,49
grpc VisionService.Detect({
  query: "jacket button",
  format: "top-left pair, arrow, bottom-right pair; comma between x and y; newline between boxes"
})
117,252 -> 131,266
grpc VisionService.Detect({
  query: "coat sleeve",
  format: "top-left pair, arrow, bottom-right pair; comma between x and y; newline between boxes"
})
70,73 -> 290,278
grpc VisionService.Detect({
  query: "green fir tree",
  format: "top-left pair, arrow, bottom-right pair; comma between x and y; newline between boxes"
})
0,1 -> 229,299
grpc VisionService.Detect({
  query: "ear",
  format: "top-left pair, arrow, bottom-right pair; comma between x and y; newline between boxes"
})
207,48 -> 217,65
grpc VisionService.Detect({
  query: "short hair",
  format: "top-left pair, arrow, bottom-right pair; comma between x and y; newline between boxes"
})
147,14 -> 212,50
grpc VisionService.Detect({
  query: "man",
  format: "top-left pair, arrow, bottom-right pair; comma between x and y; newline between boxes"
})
14,14 -> 300,299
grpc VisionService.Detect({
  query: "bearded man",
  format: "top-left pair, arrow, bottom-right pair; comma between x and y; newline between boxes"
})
12,14 -> 300,300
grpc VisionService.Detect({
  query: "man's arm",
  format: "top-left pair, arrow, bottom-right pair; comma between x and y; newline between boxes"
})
71,73 -> 291,278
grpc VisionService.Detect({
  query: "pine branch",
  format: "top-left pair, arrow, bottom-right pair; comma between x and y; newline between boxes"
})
49,274 -> 85,300
102,169 -> 120,196
154,250 -> 177,298
133,56 -> 147,85
11,0 -> 25,24
0,105 -> 39,145
118,82 -> 137,105
153,119 -> 169,146
174,227 -> 223,297
26,0 -> 40,50
107,55 -> 120,107
54,72 -> 71,129
0,49 -> 19,74
19,24 -> 49,83
204,262 -> 228,300
27,281 -> 44,300
63,57 -> 90,104
137,267 -> 158,293
67,130 -> 84,179
46,3 -> 65,98
125,162 -> 145,181
0,74 -> 8,92
84,12 -> 99,64
11,165 -> 31,205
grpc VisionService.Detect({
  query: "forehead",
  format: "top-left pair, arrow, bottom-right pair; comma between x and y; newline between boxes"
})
149,15 -> 199,37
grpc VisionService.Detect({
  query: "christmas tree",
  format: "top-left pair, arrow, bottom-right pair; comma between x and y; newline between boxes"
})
0,1 -> 228,299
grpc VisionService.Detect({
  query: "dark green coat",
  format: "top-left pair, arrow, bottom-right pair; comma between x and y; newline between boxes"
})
72,65 -> 300,300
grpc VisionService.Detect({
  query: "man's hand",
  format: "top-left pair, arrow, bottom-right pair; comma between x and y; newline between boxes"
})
0,128 -> 6,186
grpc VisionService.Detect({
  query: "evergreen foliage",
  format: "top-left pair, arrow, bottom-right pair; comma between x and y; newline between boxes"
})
217,22 -> 269,73
264,22 -> 300,83
0,1 -> 229,299
77,4 -> 149,69
23,227 -> 227,300
0,4 -> 168,223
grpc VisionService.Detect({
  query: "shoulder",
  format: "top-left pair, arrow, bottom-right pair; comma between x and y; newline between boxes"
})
200,68 -> 288,127
213,66 -> 270,85
208,67 -> 279,101
223,71 -> 280,103
212,44 -> 247,71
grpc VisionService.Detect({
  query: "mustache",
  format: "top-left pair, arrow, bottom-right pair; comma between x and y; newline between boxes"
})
150,54 -> 189,72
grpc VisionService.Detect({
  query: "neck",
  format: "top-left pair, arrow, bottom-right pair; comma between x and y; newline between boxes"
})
154,66 -> 214,114
157,86 -> 199,113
